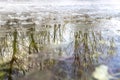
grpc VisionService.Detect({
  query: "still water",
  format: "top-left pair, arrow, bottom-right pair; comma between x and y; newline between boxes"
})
0,0 -> 120,80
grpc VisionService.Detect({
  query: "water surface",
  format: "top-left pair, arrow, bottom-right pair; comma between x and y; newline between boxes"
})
0,0 -> 120,80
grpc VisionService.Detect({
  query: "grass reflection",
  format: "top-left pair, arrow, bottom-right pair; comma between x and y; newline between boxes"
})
29,28 -> 38,54
0,24 -> 117,80
71,30 -> 116,80
8,30 -> 18,80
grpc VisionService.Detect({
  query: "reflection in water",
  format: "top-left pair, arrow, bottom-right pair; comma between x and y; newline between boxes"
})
0,13 -> 120,80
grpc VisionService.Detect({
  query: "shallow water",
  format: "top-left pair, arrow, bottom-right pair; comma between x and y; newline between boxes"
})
0,0 -> 120,80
